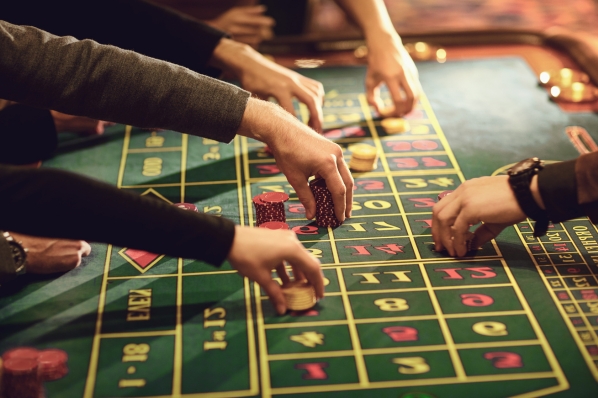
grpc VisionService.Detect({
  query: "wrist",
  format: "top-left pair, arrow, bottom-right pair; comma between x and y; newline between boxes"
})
209,38 -> 253,75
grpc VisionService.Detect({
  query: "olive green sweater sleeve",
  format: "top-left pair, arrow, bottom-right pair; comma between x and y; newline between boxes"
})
0,20 -> 249,143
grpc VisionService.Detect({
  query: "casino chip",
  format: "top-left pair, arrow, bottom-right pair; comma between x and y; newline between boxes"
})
437,190 -> 454,201
259,221 -> 289,230
37,349 -> 69,382
309,178 -> 342,228
2,358 -> 41,398
173,203 -> 199,212
349,144 -> 378,172
282,280 -> 317,311
253,192 -> 289,226
381,117 -> 410,134
1,347 -> 39,362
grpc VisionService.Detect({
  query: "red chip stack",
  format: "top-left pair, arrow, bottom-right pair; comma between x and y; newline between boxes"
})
173,203 -> 199,212
437,190 -> 454,201
37,349 -> 68,382
253,192 -> 289,226
309,178 -> 342,228
2,347 -> 39,362
1,358 -> 42,398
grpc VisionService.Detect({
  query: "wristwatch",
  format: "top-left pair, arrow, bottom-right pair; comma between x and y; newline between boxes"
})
0,231 -> 27,285
507,157 -> 550,237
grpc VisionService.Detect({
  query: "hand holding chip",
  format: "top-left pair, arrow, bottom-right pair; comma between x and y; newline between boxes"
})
227,226 -> 324,315
431,176 -> 529,257
237,98 -> 353,222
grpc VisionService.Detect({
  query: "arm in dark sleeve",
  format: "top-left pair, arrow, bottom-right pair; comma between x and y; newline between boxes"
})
0,20 -> 248,143
0,105 -> 57,165
0,0 -> 226,76
537,152 -> 598,223
0,165 -> 235,266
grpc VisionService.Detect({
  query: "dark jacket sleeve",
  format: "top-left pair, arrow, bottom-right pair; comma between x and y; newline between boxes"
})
0,0 -> 226,77
538,152 -> 598,224
0,165 -> 235,266
0,105 -> 58,165
0,20 -> 248,143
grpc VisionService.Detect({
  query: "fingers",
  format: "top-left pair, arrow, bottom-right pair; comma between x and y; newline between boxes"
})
472,222 -> 509,249
288,175 -> 316,220
318,154 -> 347,222
292,84 -> 324,134
81,240 -> 92,257
337,156 -> 354,218
275,263 -> 291,285
276,94 -> 296,118
286,244 -> 324,300
432,195 -> 460,256
365,78 -> 384,114
260,278 -> 287,315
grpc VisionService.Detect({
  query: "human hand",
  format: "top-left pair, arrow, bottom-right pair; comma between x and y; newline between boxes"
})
227,225 -> 324,314
365,34 -> 421,117
431,176 -> 527,257
51,110 -> 114,135
237,99 -> 353,222
210,39 -> 324,133
10,232 -> 91,274
205,5 -> 275,46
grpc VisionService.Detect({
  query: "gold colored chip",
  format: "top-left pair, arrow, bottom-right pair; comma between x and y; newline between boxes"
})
282,281 -> 316,311
381,118 -> 410,134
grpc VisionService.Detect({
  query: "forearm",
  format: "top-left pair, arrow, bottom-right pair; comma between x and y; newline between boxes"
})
334,0 -> 398,40
0,0 -> 227,76
0,20 -> 248,143
0,165 -> 235,266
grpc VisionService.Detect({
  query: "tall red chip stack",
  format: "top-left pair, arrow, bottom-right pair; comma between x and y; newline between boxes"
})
252,192 -> 289,226
1,347 -> 39,362
1,358 -> 42,398
309,178 -> 342,228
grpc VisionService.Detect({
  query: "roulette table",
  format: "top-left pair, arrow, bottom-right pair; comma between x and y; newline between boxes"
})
2,28 -> 598,397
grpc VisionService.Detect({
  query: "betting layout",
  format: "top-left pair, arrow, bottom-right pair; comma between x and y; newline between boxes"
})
72,66 -> 591,397
243,75 -> 566,396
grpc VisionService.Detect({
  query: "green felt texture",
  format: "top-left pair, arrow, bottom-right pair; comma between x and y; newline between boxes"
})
2,60 -> 598,397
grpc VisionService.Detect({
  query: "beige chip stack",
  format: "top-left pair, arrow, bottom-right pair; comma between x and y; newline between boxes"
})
349,144 -> 378,172
381,117 -> 410,134
282,280 -> 317,311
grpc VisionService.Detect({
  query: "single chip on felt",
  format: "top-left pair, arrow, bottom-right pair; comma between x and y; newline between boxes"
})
437,190 -> 454,201
2,358 -> 41,398
37,349 -> 68,381
349,144 -> 378,172
1,347 -> 39,362
173,203 -> 198,212
259,221 -> 289,230
381,117 -> 410,134
282,280 -> 317,311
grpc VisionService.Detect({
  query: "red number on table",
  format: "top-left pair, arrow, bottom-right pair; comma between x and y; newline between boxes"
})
460,293 -> 494,307
484,352 -> 523,369
256,165 -> 280,175
412,140 -> 438,150
356,180 -> 385,190
421,157 -> 447,167
295,362 -> 329,379
386,141 -> 412,151
408,198 -> 436,208
392,158 -> 419,168
383,326 -> 418,342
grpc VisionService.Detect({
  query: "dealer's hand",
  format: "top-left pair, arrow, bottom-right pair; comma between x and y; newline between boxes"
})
237,99 -> 353,222
228,226 -> 324,314
431,176 -> 529,257
205,5 -> 275,46
210,38 -> 324,133
51,110 -> 114,135
366,35 -> 421,117
10,232 -> 91,274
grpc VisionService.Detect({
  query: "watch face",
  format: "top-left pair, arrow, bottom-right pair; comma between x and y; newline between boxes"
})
8,241 -> 27,268
508,157 -> 542,176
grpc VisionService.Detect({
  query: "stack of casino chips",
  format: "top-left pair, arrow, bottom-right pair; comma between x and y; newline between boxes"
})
253,192 -> 289,226
309,178 -> 342,228
281,280 -> 317,311
381,117 -> 409,134
349,144 -> 378,172
1,347 -> 69,398
258,221 -> 289,230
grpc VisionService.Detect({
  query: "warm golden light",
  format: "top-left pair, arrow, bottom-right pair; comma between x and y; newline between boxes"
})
550,86 -> 561,97
539,72 -> 550,84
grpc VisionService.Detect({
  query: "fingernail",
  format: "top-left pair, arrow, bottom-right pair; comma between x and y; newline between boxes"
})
276,304 -> 286,315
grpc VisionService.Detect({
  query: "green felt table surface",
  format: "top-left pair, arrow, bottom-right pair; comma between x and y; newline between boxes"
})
2,59 -> 598,397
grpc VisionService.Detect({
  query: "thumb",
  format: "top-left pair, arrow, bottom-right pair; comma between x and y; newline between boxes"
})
471,222 -> 510,249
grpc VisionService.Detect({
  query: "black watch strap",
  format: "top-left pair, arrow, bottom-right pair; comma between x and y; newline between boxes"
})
508,164 -> 550,237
